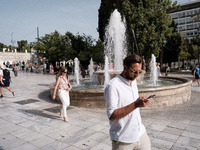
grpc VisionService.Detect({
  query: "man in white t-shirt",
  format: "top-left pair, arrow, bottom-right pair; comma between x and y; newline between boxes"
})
0,65 -> 15,98
104,54 -> 152,150
0,65 -> 3,83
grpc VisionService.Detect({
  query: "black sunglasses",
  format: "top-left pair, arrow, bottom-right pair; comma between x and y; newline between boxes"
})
130,68 -> 142,74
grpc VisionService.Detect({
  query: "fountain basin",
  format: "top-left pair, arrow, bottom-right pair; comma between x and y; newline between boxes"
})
49,76 -> 192,109
138,77 -> 192,108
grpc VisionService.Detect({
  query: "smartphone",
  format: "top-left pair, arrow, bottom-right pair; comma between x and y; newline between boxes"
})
147,94 -> 156,99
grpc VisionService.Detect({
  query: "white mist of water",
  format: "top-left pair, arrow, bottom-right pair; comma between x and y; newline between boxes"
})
74,57 -> 80,85
104,56 -> 110,88
150,54 -> 158,85
104,9 -> 127,71
89,58 -> 94,81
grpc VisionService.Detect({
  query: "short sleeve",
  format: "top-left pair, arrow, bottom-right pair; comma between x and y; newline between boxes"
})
104,84 -> 119,119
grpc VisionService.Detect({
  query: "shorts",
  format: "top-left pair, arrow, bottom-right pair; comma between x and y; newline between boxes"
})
195,74 -> 200,79
0,80 -> 10,87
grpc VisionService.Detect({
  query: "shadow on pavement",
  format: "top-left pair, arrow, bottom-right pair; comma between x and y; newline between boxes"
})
38,89 -> 56,104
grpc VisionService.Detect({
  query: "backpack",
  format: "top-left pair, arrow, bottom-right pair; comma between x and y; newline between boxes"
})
3,69 -> 10,80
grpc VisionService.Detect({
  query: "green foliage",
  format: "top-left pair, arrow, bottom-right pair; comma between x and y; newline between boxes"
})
178,38 -> 191,61
17,40 -> 28,52
35,31 -> 72,62
163,20 -> 182,64
0,43 -> 4,52
190,34 -> 200,60
34,31 -> 104,67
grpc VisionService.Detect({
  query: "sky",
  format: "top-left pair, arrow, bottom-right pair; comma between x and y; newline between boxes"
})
0,0 -> 195,46
0,0 -> 101,46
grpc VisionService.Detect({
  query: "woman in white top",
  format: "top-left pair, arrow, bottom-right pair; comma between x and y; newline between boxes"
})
53,67 -> 72,122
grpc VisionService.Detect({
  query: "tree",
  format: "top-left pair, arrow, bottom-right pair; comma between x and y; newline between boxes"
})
34,31 -> 104,68
65,32 -> 104,68
178,37 -> 191,68
0,43 -> 4,52
162,20 -> 182,65
98,0 -> 178,62
92,40 -> 104,64
191,34 -> 200,62
17,40 -> 28,52
34,31 -> 72,64
191,9 -> 200,62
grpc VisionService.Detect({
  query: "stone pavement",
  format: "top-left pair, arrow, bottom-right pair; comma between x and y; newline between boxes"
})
0,71 -> 200,150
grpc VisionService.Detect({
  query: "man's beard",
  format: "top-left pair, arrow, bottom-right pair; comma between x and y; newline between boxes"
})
125,71 -> 137,81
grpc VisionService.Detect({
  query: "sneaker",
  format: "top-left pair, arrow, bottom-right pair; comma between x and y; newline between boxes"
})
0,95 -> 3,98
12,92 -> 16,98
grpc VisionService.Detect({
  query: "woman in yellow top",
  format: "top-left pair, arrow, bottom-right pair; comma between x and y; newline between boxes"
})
52,67 -> 72,122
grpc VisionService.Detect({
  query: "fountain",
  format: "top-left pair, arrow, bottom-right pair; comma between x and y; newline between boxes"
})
104,56 -> 110,88
104,9 -> 127,71
50,9 -> 192,108
94,9 -> 128,85
150,54 -> 158,86
89,58 -> 94,81
74,57 -> 80,85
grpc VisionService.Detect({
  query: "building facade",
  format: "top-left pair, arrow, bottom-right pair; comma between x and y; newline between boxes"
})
0,52 -> 31,65
169,0 -> 200,41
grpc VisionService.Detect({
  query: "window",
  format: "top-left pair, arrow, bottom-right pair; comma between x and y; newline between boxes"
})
178,18 -> 186,24
187,24 -> 193,29
186,11 -> 190,16
185,17 -> 192,23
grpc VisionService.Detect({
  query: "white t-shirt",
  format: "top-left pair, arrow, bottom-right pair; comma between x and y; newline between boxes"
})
104,75 -> 146,143
44,63 -> 47,69
0,69 -> 3,76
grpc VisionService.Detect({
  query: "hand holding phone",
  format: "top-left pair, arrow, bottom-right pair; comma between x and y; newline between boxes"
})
147,94 -> 156,99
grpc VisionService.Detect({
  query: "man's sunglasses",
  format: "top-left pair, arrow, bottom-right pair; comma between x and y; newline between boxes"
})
130,68 -> 142,74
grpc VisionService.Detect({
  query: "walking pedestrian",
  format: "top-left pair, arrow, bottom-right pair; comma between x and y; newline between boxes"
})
80,64 -> 86,78
0,65 -> 16,98
25,62 -> 29,72
165,63 -> 170,76
13,64 -> 19,77
43,62 -> 47,73
6,61 -> 10,68
54,64 -> 61,80
104,54 -> 152,150
50,63 -> 54,74
157,62 -> 161,76
52,67 -> 72,122
46,62 -> 50,73
192,63 -> 200,86
22,61 -> 25,71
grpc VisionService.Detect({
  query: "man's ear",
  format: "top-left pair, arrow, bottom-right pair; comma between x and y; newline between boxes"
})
124,65 -> 128,70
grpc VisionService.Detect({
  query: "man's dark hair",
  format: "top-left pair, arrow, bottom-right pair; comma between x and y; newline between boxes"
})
123,54 -> 142,68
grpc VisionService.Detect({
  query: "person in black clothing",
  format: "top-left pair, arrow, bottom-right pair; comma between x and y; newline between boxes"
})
165,63 -> 169,76
0,65 -> 16,98
80,64 -> 86,78
22,61 -> 25,71
54,64 -> 61,80
46,62 -> 50,73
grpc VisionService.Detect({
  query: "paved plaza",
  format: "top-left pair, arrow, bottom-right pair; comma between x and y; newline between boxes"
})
0,71 -> 200,150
